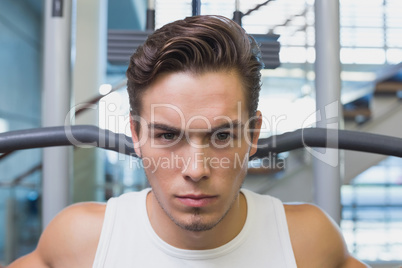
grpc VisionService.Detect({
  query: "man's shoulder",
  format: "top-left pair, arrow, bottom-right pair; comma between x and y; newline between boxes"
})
8,202 -> 106,267
57,201 -> 107,235
38,202 -> 106,267
283,203 -> 368,267
283,202 -> 323,218
48,201 -> 107,237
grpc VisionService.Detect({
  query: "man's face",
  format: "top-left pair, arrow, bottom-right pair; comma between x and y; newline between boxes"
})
131,70 -> 261,232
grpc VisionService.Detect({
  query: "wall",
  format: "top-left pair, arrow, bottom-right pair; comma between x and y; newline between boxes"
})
0,0 -> 43,263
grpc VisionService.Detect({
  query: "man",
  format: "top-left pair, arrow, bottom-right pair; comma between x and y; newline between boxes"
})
9,15 -> 368,267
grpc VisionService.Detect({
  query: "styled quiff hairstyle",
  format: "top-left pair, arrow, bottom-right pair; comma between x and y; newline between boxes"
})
126,15 -> 263,130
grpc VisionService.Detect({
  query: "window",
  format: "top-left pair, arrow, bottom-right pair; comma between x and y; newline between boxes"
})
342,157 -> 402,262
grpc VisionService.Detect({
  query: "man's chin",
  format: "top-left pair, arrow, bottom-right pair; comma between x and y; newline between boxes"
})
171,212 -> 223,232
176,219 -> 219,232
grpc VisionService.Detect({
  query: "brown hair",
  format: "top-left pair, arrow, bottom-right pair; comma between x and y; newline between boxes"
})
126,15 -> 263,131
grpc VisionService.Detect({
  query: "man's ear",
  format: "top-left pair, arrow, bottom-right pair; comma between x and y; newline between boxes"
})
130,115 -> 142,158
248,111 -> 262,157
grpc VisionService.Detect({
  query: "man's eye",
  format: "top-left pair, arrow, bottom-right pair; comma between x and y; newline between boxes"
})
215,132 -> 230,141
161,133 -> 176,140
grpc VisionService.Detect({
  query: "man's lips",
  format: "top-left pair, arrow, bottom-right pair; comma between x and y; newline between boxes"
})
175,194 -> 218,207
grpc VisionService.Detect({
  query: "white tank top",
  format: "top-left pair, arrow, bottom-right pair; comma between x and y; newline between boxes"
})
93,188 -> 297,268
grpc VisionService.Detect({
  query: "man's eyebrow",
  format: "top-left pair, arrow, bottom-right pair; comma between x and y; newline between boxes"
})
148,123 -> 182,133
210,120 -> 244,133
148,120 -> 244,133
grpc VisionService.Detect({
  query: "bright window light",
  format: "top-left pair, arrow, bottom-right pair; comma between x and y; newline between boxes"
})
341,48 -> 386,64
387,49 -> 402,64
0,118 -> 9,133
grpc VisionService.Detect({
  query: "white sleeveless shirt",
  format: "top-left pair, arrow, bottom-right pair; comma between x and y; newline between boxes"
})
93,188 -> 297,268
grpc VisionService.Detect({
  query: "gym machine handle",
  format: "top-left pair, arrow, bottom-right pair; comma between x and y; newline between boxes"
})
1,125 -> 402,158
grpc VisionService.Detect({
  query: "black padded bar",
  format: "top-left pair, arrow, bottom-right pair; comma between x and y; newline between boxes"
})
0,125 -> 136,156
1,125 -> 402,158
253,128 -> 402,158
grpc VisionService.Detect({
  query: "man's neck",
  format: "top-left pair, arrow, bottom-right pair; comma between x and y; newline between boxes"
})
146,191 -> 247,250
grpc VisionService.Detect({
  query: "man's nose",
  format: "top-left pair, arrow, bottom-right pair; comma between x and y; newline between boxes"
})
181,143 -> 211,182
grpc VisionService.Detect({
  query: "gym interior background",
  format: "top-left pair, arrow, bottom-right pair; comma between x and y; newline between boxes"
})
0,0 -> 402,267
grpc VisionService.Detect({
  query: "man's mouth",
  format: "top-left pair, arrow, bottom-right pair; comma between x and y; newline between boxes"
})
175,194 -> 218,207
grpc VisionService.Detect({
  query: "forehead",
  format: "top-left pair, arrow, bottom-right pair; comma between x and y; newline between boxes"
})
140,70 -> 249,128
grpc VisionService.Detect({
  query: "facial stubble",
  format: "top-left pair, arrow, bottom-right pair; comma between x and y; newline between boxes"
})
140,148 -> 246,233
